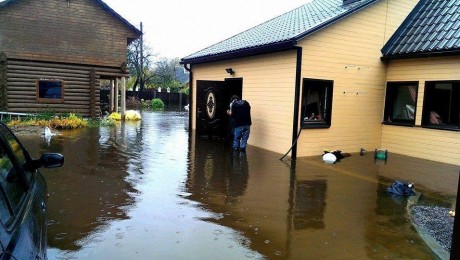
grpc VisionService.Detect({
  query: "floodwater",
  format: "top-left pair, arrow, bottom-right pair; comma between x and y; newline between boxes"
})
18,111 -> 459,259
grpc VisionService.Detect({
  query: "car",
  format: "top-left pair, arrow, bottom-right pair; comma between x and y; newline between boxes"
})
0,122 -> 63,260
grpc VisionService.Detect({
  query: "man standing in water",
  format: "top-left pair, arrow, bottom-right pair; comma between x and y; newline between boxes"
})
227,95 -> 252,152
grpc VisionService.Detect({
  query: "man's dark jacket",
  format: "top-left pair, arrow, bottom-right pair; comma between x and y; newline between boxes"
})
231,100 -> 252,127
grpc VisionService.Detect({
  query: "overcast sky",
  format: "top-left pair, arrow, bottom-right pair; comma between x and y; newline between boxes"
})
102,0 -> 312,60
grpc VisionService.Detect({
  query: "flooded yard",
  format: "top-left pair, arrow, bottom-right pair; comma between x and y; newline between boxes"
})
17,111 -> 458,259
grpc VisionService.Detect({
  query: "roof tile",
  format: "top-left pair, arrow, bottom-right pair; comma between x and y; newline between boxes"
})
183,0 -> 380,63
382,0 -> 460,58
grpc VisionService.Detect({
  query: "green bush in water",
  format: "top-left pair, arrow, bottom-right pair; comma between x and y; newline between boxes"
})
151,98 -> 164,111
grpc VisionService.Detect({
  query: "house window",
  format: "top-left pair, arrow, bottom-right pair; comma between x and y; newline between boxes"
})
36,80 -> 64,102
422,81 -> 460,130
301,79 -> 333,128
383,82 -> 418,126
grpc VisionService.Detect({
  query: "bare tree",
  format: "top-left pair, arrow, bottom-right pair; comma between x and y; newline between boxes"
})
151,58 -> 183,92
127,38 -> 155,93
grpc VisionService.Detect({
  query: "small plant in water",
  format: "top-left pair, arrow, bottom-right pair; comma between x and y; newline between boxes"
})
99,117 -> 117,126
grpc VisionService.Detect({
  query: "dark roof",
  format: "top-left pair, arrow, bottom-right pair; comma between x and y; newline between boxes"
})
382,0 -> 460,59
0,0 -> 142,41
181,0 -> 380,64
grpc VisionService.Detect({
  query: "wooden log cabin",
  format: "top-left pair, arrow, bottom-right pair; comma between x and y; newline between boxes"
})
0,0 -> 141,118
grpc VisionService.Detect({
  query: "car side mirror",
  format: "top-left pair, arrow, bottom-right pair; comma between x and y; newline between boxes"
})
36,153 -> 64,169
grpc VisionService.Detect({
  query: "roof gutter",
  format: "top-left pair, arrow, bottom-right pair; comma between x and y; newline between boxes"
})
180,40 -> 297,65
381,49 -> 460,61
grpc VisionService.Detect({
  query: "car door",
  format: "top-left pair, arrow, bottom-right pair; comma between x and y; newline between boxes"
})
0,139 -> 28,260
0,124 -> 47,260
0,191 -> 9,259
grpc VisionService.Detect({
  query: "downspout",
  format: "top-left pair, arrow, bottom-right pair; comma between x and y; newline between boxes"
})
184,64 -> 193,133
291,47 -> 302,160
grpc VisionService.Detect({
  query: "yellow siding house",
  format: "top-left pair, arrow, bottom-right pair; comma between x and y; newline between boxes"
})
381,0 -> 460,165
181,0 -> 460,165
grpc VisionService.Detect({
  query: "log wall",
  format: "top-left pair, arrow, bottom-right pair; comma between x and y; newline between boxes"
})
6,59 -> 124,117
0,0 -> 139,67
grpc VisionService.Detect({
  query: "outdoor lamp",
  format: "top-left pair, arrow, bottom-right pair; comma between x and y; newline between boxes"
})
225,68 -> 235,75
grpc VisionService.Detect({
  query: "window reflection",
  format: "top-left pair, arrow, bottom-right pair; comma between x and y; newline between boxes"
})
383,82 -> 418,125
301,79 -> 333,128
422,81 -> 460,130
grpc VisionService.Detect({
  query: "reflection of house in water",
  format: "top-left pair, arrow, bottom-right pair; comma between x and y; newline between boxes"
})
186,136 -> 293,257
186,136 -> 456,258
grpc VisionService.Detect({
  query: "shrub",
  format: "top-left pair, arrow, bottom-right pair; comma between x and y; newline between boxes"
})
108,112 -> 122,121
141,99 -> 151,108
7,119 -> 48,127
151,98 -> 164,111
49,116 -> 87,129
7,113 -> 87,130
36,110 -> 56,121
125,110 -> 142,121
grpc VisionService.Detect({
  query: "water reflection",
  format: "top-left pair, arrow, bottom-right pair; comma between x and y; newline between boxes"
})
293,180 -> 327,230
15,111 -> 458,259
186,134 -> 457,259
21,123 -> 143,252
